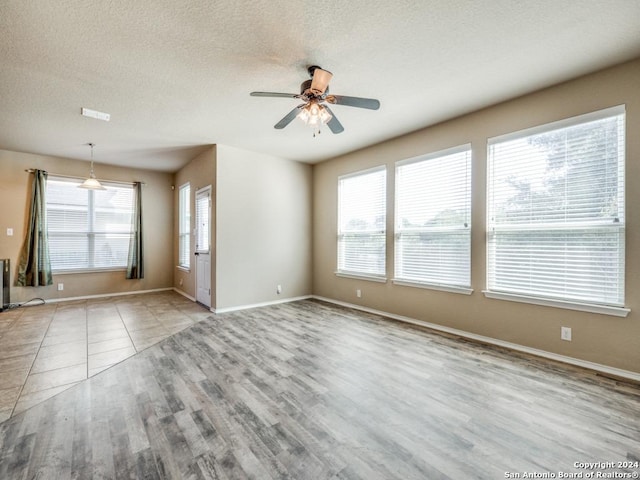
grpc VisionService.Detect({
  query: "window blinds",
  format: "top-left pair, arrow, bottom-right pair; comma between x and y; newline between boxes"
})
178,184 -> 191,268
47,177 -> 134,271
337,167 -> 386,277
195,189 -> 210,253
395,146 -> 471,288
487,106 -> 625,306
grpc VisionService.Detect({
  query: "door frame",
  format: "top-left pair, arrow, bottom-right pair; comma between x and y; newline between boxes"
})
195,185 -> 212,308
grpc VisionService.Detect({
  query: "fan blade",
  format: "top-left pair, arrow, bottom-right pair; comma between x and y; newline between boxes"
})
274,106 -> 303,129
326,95 -> 380,110
310,68 -> 333,95
323,106 -> 344,134
251,91 -> 301,99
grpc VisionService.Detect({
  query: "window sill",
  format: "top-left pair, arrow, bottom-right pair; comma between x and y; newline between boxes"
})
53,268 -> 126,275
483,290 -> 630,317
335,272 -> 387,283
176,266 -> 191,273
392,279 -> 473,295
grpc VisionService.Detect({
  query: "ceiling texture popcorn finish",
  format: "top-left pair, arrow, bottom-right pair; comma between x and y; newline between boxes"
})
1,0 -> 640,171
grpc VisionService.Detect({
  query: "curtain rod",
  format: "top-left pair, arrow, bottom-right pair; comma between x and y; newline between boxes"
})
25,169 -> 145,186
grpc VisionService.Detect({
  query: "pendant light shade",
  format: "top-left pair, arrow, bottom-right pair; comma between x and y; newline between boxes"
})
78,177 -> 104,190
79,143 -> 106,190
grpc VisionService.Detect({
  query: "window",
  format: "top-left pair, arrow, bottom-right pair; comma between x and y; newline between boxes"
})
178,183 -> 191,269
337,166 -> 386,279
395,145 -> 472,292
195,186 -> 210,253
487,106 -> 625,310
47,177 -> 134,271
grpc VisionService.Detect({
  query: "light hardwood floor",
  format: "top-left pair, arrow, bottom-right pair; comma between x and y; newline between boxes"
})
0,296 -> 639,479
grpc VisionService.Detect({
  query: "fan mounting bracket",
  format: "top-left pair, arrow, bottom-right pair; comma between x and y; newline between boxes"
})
300,79 -> 312,95
307,65 -> 322,78
300,79 -> 329,99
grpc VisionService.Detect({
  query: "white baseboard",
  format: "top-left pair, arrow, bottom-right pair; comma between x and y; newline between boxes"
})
172,287 -> 196,302
213,295 -> 313,314
35,289 -> 640,382
41,287 -> 174,304
312,295 -> 640,383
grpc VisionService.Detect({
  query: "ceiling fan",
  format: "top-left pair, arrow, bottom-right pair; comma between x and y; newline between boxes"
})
250,66 -> 380,135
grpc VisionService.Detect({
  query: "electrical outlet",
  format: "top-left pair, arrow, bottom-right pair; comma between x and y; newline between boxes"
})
561,326 -> 572,341
6,228 -> 13,236
276,284 -> 282,295
179,278 -> 183,286
57,283 -> 64,291
356,289 -> 362,298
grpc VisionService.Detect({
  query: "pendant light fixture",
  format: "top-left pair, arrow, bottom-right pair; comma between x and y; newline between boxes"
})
78,142 -> 106,190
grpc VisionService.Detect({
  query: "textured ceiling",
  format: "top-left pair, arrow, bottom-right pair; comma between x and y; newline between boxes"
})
1,0 -> 640,171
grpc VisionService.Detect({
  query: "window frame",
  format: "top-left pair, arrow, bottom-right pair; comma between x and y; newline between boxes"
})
393,144 -> 473,295
484,105 -> 629,317
195,185 -> 211,255
336,165 -> 387,282
46,176 -> 134,273
178,182 -> 191,270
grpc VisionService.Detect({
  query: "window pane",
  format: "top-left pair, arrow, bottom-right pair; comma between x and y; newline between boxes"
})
337,168 -> 386,277
47,208 -> 88,233
195,189 -> 209,253
94,187 -> 133,232
395,147 -> 471,287
94,233 -> 132,268
397,231 -> 470,286
47,180 -> 88,207
488,229 -> 623,304
178,184 -> 190,268
47,180 -> 88,233
48,234 -> 89,271
487,107 -> 625,306
46,177 -> 134,271
338,233 -> 386,275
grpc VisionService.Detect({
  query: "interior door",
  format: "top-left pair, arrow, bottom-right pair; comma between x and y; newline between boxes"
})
195,186 -> 212,308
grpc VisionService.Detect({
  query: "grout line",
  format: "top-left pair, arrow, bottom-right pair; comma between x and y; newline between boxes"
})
5,291 -> 202,417
115,301 -> 139,354
19,364 -> 86,391
85,300 -> 89,380
9,303 -> 58,419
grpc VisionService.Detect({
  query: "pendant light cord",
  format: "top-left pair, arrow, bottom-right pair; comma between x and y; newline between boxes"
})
88,142 -> 95,177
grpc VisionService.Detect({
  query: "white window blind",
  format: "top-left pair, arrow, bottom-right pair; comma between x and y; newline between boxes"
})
178,183 -> 191,268
195,187 -> 210,253
337,167 -> 386,278
46,177 -> 134,271
395,146 -> 471,289
487,106 -> 625,306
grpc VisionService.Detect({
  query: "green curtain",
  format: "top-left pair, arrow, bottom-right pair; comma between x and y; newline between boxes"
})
17,169 -> 53,286
126,182 -> 144,279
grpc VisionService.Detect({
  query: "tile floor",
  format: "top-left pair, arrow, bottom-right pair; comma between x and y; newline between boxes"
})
0,290 -> 211,422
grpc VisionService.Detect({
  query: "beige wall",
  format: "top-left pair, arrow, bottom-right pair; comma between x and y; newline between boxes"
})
0,149 -> 174,302
215,144 -> 312,310
172,146 -> 216,301
312,58 -> 640,374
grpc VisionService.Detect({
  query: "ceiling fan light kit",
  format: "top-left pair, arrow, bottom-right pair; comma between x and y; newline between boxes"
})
250,65 -> 380,136
297,101 -> 332,137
